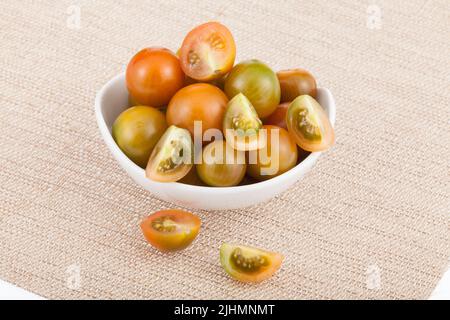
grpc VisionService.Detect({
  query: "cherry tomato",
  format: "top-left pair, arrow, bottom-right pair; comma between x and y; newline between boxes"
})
166,83 -> 228,139
263,102 -> 290,130
277,68 -> 317,102
140,209 -> 201,252
179,22 -> 236,81
286,95 -> 334,152
179,166 -> 206,186
126,48 -> 185,108
247,125 -> 298,180
223,93 -> 265,151
224,60 -> 280,119
196,140 -> 246,187
220,243 -> 283,283
112,106 -> 167,168
146,125 -> 193,182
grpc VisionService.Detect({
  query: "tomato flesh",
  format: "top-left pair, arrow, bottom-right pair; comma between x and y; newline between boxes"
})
126,48 -> 184,108
220,243 -> 283,283
223,93 -> 264,151
146,125 -> 193,182
180,22 -> 236,81
141,210 -> 201,252
286,95 -> 334,152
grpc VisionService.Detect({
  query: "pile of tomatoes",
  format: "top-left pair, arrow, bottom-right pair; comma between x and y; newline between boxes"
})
113,22 -> 334,187
113,22 -> 335,283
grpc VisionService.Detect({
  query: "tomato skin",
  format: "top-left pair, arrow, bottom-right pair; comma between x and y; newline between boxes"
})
277,69 -> 317,102
166,83 -> 228,139
180,22 -> 236,81
126,48 -> 185,108
224,60 -> 280,119
140,210 -> 201,252
196,140 -> 246,187
286,95 -> 334,152
247,125 -> 298,180
263,102 -> 290,129
220,243 -> 283,283
112,106 -> 167,168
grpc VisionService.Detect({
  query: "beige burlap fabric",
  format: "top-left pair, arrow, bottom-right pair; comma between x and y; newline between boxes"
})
0,0 -> 449,300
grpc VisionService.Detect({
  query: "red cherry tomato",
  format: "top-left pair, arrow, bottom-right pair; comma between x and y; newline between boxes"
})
264,102 -> 290,129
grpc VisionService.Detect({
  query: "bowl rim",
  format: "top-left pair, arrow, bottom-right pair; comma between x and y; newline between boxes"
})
95,72 -> 335,194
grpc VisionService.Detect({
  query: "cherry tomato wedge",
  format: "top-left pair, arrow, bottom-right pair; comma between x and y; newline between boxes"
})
263,102 -> 290,130
220,243 -> 283,283
277,68 -> 317,102
247,125 -> 298,181
141,209 -> 201,252
179,22 -> 236,81
146,125 -> 193,182
126,48 -> 184,108
286,95 -> 334,152
223,93 -> 264,151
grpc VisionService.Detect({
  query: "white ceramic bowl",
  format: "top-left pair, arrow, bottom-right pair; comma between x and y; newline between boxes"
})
95,73 -> 336,210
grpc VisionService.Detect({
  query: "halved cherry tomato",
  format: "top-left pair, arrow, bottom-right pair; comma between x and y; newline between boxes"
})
112,106 -> 167,168
286,95 -> 334,152
141,209 -> 201,252
166,83 -> 228,139
197,140 -> 246,187
247,125 -> 298,180
126,47 -> 185,108
220,243 -> 283,283
146,125 -> 193,182
223,93 -> 264,151
224,60 -> 280,119
180,22 -> 236,81
263,102 -> 290,130
277,68 -> 317,102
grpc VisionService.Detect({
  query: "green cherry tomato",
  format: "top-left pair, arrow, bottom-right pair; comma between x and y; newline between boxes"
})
286,95 -> 335,152
196,140 -> 246,187
146,125 -> 194,182
224,60 -> 280,119
112,106 -> 167,168
223,93 -> 265,151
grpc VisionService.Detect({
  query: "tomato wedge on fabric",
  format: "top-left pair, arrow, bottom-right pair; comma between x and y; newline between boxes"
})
146,125 -> 193,182
223,93 -> 264,151
179,22 -> 236,81
286,95 -> 335,152
140,210 -> 201,252
220,243 -> 283,283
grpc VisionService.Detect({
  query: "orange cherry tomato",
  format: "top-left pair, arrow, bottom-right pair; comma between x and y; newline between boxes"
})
264,102 -> 290,130
179,22 -> 236,81
247,125 -> 298,180
277,68 -> 317,102
140,209 -> 201,252
166,83 -> 228,139
126,48 -> 185,108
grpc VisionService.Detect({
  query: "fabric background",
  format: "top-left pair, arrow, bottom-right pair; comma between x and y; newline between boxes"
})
0,0 -> 449,299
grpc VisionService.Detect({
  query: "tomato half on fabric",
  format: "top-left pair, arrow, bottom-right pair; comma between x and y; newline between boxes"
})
126,47 -> 185,108
224,60 -> 280,119
247,125 -> 298,181
223,93 -> 264,151
166,83 -> 228,139
140,209 -> 201,252
112,106 -> 167,168
146,125 -> 193,182
277,68 -> 317,102
179,22 -> 236,81
220,243 -> 283,283
286,95 -> 334,152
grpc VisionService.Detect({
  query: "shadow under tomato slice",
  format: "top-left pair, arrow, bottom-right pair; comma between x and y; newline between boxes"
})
140,209 -> 201,252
